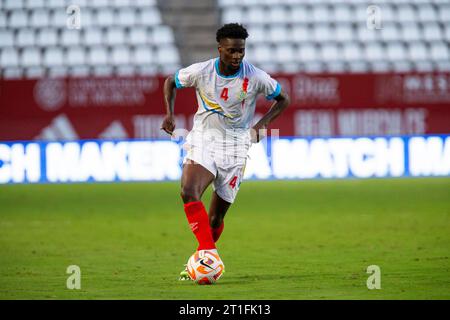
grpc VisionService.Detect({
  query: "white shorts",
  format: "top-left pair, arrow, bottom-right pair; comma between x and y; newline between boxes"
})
182,144 -> 247,203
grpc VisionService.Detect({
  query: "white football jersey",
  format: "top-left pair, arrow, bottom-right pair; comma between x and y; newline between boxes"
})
175,57 -> 281,155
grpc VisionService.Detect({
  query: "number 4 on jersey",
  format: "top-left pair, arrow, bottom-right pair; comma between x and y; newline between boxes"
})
220,88 -> 229,101
229,176 -> 238,189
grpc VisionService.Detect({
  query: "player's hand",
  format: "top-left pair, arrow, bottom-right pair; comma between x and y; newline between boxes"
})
161,114 -> 176,136
251,123 -> 267,143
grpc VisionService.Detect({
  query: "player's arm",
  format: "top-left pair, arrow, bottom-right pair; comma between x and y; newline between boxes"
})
251,90 -> 290,143
161,75 -> 177,135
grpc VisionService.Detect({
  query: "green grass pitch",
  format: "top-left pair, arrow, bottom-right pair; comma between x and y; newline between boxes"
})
0,178 -> 449,300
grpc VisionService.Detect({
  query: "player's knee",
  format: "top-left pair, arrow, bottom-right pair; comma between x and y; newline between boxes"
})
209,214 -> 223,228
180,186 -> 200,203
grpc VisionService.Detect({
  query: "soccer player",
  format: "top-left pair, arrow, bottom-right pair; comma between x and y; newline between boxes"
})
161,23 -> 290,280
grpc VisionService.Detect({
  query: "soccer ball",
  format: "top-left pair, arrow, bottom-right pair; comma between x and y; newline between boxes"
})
186,250 -> 224,285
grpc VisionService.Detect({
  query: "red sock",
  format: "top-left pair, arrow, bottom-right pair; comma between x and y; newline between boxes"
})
211,222 -> 224,243
184,201 -> 216,250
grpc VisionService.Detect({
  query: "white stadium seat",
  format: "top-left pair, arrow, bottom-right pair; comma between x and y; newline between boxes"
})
21,48 -> 41,67
133,46 -> 154,65
5,0 -> 24,10
0,30 -> 15,47
88,47 -> 109,65
9,10 -> 28,28
429,42 -> 450,61
408,42 -> 430,61
1,48 -> 20,67
16,29 -> 35,47
61,29 -> 81,46
298,44 -> 319,62
222,8 -> 244,24
152,26 -> 175,44
66,46 -> 87,66
253,45 -> 271,64
401,23 -> 422,42
111,46 -> 131,65
117,8 -> 137,26
422,23 -> 443,42
291,25 -> 311,43
96,9 -> 115,27
386,43 -> 407,61
156,45 -> 180,65
138,8 -> 162,26
275,44 -> 295,62
342,42 -> 364,61
83,28 -> 103,45
268,25 -> 289,43
36,28 -> 58,46
106,28 -> 126,45
44,47 -> 64,66
128,27 -> 149,45
364,43 -> 385,61
320,43 -> 341,61
30,9 -> 50,28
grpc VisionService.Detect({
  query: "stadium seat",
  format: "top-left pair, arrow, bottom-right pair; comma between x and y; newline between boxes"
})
106,27 -> 126,46
128,27 -> 149,45
1,48 -> 20,67
133,46 -> 154,65
342,42 -> 364,61
61,29 -> 81,46
36,28 -> 58,47
30,9 -> 50,27
298,44 -> 319,62
83,28 -> 104,45
320,43 -> 341,62
408,42 -> 430,61
401,22 -> 422,42
88,46 -> 109,65
0,30 -> 15,47
152,26 -> 175,44
9,10 -> 28,28
44,47 -> 64,66
25,66 -> 46,78
429,41 -> 450,61
364,42 -> 385,61
386,43 -> 407,61
422,23 -> 443,42
66,46 -> 86,66
16,28 -> 36,47
111,46 -> 131,65
275,44 -> 295,63
156,45 -> 180,65
21,47 -> 41,67
117,8 -> 137,26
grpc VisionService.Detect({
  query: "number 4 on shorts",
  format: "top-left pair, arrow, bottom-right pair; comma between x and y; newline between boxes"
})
229,176 -> 238,189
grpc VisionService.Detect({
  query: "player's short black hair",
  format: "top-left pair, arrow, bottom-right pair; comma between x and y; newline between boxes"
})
216,23 -> 249,42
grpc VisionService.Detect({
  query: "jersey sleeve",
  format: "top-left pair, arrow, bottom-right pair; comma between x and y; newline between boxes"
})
255,70 -> 282,100
174,63 -> 201,89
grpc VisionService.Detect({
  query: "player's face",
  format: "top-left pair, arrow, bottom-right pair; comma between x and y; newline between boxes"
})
218,38 -> 246,72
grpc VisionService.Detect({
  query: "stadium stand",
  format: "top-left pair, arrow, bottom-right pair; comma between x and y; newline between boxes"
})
1,0 -> 449,78
0,0 -> 181,78
219,0 -> 450,73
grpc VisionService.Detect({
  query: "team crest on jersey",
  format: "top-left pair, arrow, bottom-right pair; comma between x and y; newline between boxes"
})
239,77 -> 249,100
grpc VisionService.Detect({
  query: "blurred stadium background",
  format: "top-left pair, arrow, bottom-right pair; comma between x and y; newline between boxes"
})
0,0 -> 449,300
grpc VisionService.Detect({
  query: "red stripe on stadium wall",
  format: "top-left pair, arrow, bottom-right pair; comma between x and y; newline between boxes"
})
0,73 -> 449,140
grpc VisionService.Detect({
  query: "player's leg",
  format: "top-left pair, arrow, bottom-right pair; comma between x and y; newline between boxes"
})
180,160 -> 217,251
209,161 -> 245,243
208,191 -> 231,243
179,160 -> 217,281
